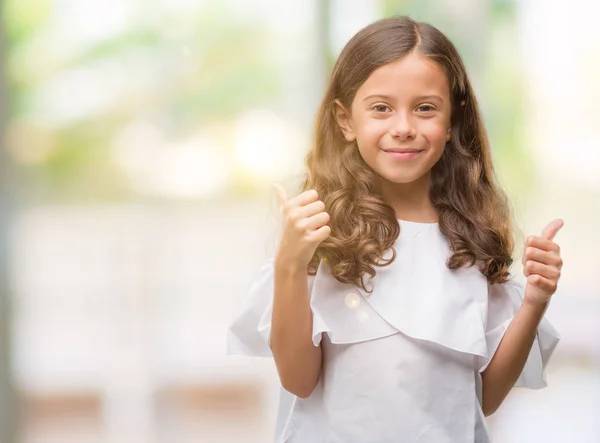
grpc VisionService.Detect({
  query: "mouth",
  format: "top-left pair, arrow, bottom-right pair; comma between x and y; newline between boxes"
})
383,148 -> 424,160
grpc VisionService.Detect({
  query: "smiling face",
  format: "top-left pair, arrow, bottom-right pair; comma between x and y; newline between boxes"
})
335,52 -> 452,189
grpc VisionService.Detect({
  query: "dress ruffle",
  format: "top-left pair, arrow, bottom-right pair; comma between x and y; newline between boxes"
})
227,221 -> 560,390
481,280 -> 560,388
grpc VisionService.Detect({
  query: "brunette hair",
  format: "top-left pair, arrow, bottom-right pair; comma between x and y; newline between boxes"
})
303,16 -> 513,291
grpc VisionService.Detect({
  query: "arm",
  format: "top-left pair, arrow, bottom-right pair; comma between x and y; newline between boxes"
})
480,298 -> 548,416
270,261 -> 322,398
269,184 -> 330,399
482,218 -> 564,416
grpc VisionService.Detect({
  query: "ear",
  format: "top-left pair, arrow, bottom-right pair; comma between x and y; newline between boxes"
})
333,99 -> 356,142
445,125 -> 452,142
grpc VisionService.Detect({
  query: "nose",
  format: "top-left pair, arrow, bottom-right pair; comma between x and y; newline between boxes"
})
389,111 -> 416,140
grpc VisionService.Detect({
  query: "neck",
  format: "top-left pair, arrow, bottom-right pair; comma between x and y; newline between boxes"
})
379,173 -> 438,223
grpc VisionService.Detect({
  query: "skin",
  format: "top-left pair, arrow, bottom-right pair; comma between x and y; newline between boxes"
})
270,184 -> 329,398
334,52 -> 452,222
481,219 -> 563,416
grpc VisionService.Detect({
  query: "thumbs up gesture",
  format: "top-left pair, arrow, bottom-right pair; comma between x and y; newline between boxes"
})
272,183 -> 331,271
523,219 -> 564,306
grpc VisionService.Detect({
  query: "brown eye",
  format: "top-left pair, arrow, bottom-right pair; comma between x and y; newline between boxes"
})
416,104 -> 435,112
372,104 -> 391,113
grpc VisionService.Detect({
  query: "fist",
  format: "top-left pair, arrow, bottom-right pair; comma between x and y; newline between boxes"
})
522,218 -> 564,306
272,183 -> 331,270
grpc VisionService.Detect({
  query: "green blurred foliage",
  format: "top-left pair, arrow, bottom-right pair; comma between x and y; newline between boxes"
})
4,1 -> 281,201
4,0 -> 534,202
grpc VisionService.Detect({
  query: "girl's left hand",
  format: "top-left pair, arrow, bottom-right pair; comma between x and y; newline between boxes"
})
522,218 -> 564,306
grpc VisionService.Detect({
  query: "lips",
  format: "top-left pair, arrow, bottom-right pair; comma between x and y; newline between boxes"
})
383,148 -> 423,154
383,148 -> 423,160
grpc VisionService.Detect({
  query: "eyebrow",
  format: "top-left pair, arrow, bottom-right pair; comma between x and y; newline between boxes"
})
362,94 -> 445,103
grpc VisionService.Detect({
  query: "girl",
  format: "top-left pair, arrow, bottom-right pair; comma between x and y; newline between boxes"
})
227,16 -> 562,443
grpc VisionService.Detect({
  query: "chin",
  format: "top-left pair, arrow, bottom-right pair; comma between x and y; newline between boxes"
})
378,169 -> 427,185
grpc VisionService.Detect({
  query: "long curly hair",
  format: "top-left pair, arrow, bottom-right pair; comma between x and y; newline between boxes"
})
302,16 -> 514,291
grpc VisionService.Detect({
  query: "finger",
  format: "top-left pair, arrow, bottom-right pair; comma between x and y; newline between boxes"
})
286,189 -> 319,209
298,200 -> 326,219
521,247 -> 563,268
525,236 -> 560,253
308,224 -> 331,243
527,274 -> 558,294
305,211 -> 330,230
523,260 -> 561,280
541,218 -> 564,241
272,183 -> 288,207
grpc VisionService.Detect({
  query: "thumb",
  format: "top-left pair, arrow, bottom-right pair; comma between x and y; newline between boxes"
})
541,218 -> 564,241
272,182 -> 288,207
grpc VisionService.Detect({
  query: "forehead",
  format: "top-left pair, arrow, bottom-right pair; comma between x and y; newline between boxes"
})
354,52 -> 450,101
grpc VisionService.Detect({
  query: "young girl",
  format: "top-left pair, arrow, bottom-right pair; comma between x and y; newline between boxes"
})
227,16 -> 562,443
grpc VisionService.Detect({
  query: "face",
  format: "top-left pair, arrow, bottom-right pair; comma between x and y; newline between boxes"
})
335,52 -> 452,188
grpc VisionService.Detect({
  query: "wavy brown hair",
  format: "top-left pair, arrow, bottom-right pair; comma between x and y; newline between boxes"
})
302,16 -> 514,291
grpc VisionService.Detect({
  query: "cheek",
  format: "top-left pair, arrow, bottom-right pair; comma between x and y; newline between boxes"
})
419,119 -> 449,145
355,118 -> 389,144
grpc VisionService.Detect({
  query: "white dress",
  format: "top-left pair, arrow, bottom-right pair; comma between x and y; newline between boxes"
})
226,220 -> 560,443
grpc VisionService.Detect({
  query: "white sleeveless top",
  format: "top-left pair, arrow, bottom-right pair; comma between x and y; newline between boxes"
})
227,220 -> 560,443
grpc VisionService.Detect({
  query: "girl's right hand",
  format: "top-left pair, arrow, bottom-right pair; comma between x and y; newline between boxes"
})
273,183 -> 331,270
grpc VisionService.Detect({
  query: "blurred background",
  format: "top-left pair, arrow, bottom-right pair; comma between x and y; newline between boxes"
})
0,0 -> 599,442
